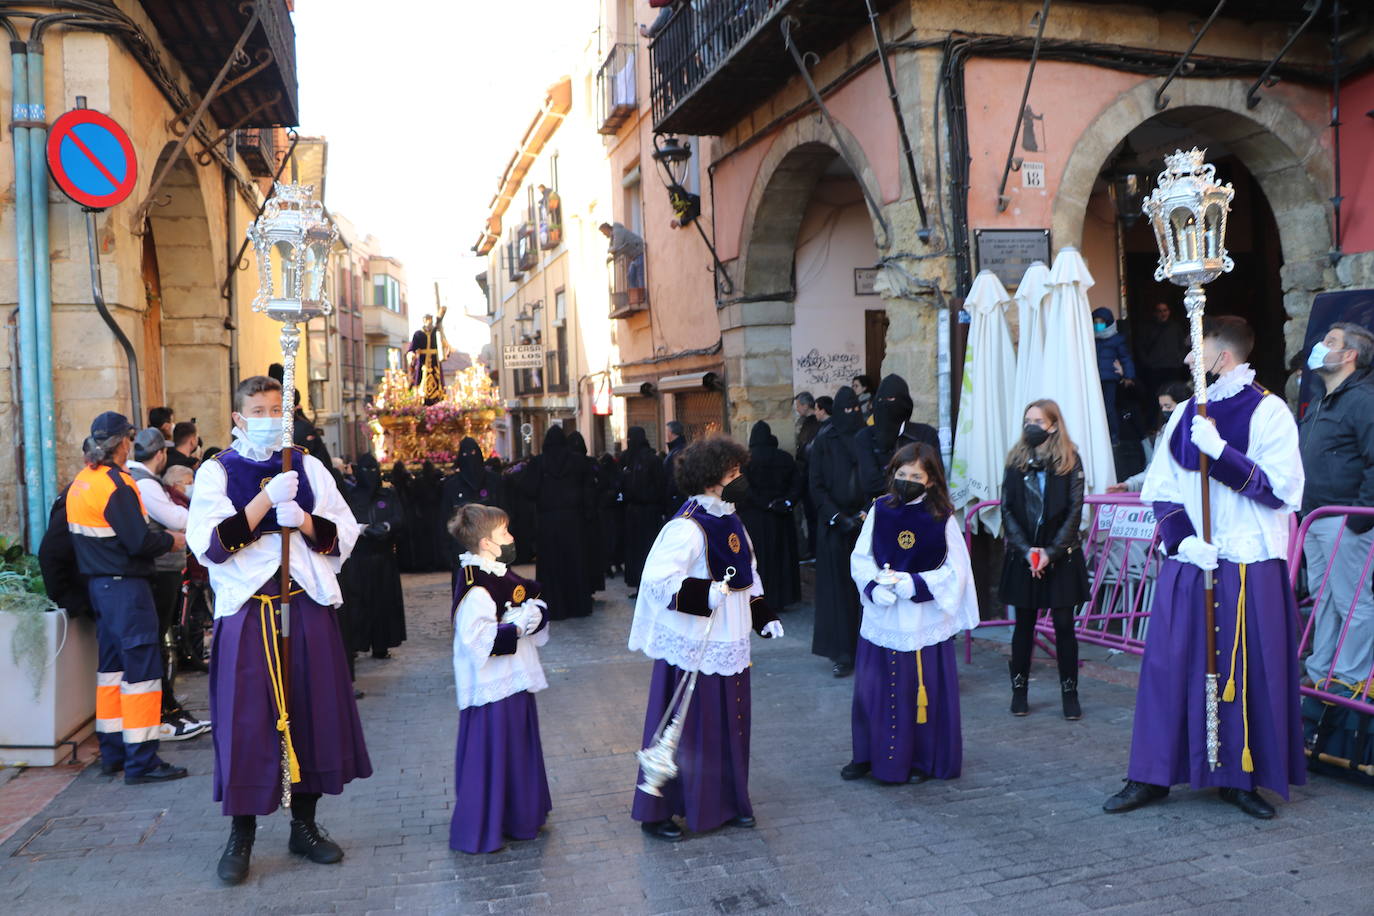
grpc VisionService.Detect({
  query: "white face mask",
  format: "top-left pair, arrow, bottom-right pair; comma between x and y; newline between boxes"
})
1307,341 -> 1339,373
239,416 -> 283,449
183,485 -> 194,500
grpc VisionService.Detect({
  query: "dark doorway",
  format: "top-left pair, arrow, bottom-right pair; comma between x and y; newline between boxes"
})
864,309 -> 889,382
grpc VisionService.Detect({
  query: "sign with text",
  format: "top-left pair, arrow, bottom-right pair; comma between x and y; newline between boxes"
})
1106,505 -> 1158,541
974,228 -> 1051,290
503,344 -> 545,369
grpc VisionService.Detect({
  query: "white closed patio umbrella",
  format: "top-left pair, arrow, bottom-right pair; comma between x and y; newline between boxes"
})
1037,246 -> 1116,494
950,269 -> 1018,534
1012,260 -> 1051,414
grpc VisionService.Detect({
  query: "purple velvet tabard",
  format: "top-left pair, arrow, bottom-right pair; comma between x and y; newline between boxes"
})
452,564 -> 543,619
1169,384 -> 1265,471
213,446 -> 315,532
871,499 -> 948,575
675,498 -> 755,590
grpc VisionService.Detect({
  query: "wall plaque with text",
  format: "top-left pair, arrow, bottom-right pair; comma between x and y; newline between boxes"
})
974,228 -> 1051,290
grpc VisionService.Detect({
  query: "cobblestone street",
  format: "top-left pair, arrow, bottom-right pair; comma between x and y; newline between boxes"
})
3,570 -> 1374,915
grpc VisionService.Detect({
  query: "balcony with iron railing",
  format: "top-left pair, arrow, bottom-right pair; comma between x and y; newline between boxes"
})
608,250 -> 648,319
649,0 -> 902,136
236,128 -> 277,177
596,42 -> 638,135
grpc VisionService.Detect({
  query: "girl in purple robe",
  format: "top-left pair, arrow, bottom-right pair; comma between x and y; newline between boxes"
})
629,437 -> 784,841
845,443 -> 980,784
449,504 -> 551,854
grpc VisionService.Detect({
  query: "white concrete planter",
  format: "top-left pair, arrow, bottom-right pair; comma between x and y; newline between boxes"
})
0,610 -> 97,766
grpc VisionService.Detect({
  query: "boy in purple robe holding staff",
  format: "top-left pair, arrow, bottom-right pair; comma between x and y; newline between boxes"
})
629,436 -> 784,841
448,503 -> 552,854
187,375 -> 369,884
845,442 -> 979,785
1104,318 -> 1306,820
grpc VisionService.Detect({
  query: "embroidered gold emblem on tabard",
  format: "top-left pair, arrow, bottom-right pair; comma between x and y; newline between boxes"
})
512,585 -> 527,604
897,530 -> 916,550
727,533 -> 742,553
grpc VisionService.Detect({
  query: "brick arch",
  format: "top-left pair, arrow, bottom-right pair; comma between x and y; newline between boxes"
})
1052,79 -> 1333,364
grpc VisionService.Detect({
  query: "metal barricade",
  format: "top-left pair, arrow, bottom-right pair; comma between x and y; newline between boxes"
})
1288,506 -> 1374,715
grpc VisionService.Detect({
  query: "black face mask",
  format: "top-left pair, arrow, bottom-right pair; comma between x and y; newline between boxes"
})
495,541 -> 517,566
892,479 -> 926,502
1204,355 -> 1225,388
721,475 -> 750,504
1023,424 -> 1050,448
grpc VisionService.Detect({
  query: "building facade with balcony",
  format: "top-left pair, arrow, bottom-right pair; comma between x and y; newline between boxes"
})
633,0 -> 1373,462
474,73 -> 620,460
0,0 -> 304,544
598,3 -> 727,454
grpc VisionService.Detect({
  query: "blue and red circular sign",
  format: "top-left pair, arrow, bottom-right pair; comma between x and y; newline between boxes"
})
46,109 -> 137,210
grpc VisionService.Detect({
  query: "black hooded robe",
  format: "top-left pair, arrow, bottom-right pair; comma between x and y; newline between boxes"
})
621,426 -> 665,589
870,373 -> 915,468
339,460 -> 408,657
440,437 -> 505,589
598,453 -> 625,575
519,426 -> 594,619
809,386 -> 886,664
567,431 -> 605,594
739,421 -> 803,608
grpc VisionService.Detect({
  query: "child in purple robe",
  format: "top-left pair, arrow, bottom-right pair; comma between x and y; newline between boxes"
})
629,436 -> 784,841
845,443 -> 980,784
448,504 -> 551,854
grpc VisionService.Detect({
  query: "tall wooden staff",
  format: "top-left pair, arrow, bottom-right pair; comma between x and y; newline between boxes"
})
248,182 -> 339,806
1143,149 -> 1234,770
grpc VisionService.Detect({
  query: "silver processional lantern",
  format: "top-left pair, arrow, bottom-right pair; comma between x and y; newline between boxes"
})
1141,147 -> 1233,774
248,182 -> 339,447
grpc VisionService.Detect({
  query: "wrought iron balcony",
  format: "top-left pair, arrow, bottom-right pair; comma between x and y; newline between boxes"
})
236,128 -> 277,177
649,0 -> 902,136
140,0 -> 298,126
609,251 -> 648,319
597,42 -> 638,135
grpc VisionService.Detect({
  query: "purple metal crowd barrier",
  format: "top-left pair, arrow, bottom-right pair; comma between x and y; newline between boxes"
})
962,496 -> 1373,721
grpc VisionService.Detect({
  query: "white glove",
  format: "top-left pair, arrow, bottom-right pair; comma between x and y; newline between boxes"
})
1189,416 -> 1226,460
891,572 -> 917,600
870,584 -> 898,607
1176,535 -> 1219,571
761,620 -> 784,639
264,470 -> 299,504
274,500 -> 306,528
708,583 -> 725,611
501,605 -> 538,635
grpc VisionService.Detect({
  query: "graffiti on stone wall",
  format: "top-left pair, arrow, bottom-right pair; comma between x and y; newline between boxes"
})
794,348 -> 863,390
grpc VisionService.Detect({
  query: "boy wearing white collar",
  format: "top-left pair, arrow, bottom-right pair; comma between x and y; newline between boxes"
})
187,376 -> 367,884
1106,317 -> 1305,821
629,437 -> 784,841
448,503 -> 551,854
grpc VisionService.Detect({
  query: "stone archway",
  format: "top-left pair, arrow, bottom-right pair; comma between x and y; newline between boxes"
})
1052,79 -> 1333,368
721,117 -> 887,444
144,147 -> 229,432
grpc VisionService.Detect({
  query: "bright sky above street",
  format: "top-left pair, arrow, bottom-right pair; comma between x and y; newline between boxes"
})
293,0 -> 592,356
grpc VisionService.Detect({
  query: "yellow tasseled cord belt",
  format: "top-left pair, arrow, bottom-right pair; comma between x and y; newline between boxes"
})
256,589 -> 304,784
916,647 -> 929,725
1221,564 -> 1255,773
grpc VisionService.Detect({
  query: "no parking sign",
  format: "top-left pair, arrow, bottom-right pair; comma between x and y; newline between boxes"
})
46,108 -> 138,210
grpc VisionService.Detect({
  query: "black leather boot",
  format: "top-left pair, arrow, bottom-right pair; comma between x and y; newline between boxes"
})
1009,660 -> 1029,716
217,819 -> 255,885
1061,678 -> 1082,720
289,819 -> 344,864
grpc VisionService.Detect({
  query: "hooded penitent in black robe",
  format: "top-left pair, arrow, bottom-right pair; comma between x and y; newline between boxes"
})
809,386 -> 886,665
519,426 -> 594,619
439,437 -> 505,587
870,373 -> 915,469
340,456 -> 407,658
739,421 -> 802,608
621,426 -> 665,589
567,431 -> 605,594
387,462 -> 423,572
598,453 -> 625,576
503,457 -> 538,565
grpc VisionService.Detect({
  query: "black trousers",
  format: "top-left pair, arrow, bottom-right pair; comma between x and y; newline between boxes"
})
1010,606 -> 1079,683
150,569 -> 183,713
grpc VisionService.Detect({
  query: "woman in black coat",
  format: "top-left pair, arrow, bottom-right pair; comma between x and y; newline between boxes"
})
519,426 -> 594,619
621,426 -> 665,593
739,421 -> 802,608
439,437 -> 505,591
340,456 -> 408,660
809,386 -> 885,676
999,399 -> 1090,721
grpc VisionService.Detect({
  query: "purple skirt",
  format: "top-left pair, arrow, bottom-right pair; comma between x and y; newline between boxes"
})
450,691 -> 551,854
631,660 -> 752,833
209,590 -> 372,816
852,636 -> 962,782
1127,558 -> 1306,798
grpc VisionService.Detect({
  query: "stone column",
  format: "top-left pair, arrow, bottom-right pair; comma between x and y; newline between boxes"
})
719,298 -> 796,450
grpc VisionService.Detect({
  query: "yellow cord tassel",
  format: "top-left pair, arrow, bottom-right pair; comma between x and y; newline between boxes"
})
1237,565 -> 1254,773
1222,565 -> 1243,703
916,647 -> 929,725
257,592 -> 302,785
